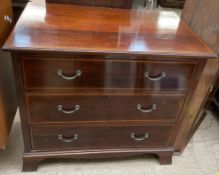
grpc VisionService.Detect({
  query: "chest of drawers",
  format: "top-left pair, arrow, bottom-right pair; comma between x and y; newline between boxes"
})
3,2 -> 218,171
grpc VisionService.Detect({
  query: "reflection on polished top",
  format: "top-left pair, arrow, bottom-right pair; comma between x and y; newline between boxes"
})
3,2 -> 215,57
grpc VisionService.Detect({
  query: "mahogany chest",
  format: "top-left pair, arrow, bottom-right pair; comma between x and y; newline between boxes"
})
3,2 -> 218,171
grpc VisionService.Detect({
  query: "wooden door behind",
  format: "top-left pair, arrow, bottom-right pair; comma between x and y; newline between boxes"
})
0,0 -> 13,47
182,0 -> 219,53
0,0 -> 17,150
181,0 -> 219,152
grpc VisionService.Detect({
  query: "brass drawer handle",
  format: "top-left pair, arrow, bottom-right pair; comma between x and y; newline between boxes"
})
137,104 -> 157,113
131,132 -> 149,141
57,69 -> 82,80
58,134 -> 79,143
57,105 -> 80,114
145,72 -> 166,81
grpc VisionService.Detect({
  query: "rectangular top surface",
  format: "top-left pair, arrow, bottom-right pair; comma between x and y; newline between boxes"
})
3,2 -> 216,57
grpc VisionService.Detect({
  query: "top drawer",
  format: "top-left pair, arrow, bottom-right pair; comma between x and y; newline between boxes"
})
21,57 -> 197,90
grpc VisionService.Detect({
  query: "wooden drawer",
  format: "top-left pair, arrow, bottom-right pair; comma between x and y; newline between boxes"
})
30,125 -> 174,151
22,58 -> 197,91
27,93 -> 185,123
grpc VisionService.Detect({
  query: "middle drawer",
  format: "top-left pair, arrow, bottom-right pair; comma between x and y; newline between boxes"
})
26,94 -> 185,123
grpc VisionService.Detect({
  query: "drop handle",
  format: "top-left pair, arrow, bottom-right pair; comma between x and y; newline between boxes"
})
137,104 -> 157,113
57,69 -> 82,80
58,134 -> 79,143
145,72 -> 166,81
57,105 -> 80,114
131,132 -> 149,141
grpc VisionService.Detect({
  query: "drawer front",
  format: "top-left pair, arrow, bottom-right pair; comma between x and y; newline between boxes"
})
22,58 -> 196,90
30,125 -> 174,151
27,94 -> 185,123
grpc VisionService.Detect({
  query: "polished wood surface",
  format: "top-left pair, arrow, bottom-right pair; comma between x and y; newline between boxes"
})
27,93 -> 185,123
3,3 -> 215,57
0,0 -> 17,150
22,56 -> 197,90
4,2 -> 217,171
46,0 -> 133,9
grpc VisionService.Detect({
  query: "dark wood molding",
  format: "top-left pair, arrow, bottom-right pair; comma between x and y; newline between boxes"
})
23,147 -> 174,171
46,0 -> 133,9
158,0 -> 185,8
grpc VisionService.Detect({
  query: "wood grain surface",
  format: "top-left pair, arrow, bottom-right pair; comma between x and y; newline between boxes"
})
3,2 -> 215,57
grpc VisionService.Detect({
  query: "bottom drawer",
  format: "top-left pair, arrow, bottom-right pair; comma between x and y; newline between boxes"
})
30,125 -> 174,151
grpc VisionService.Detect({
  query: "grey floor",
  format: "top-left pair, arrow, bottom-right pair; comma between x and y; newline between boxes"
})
0,111 -> 218,175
